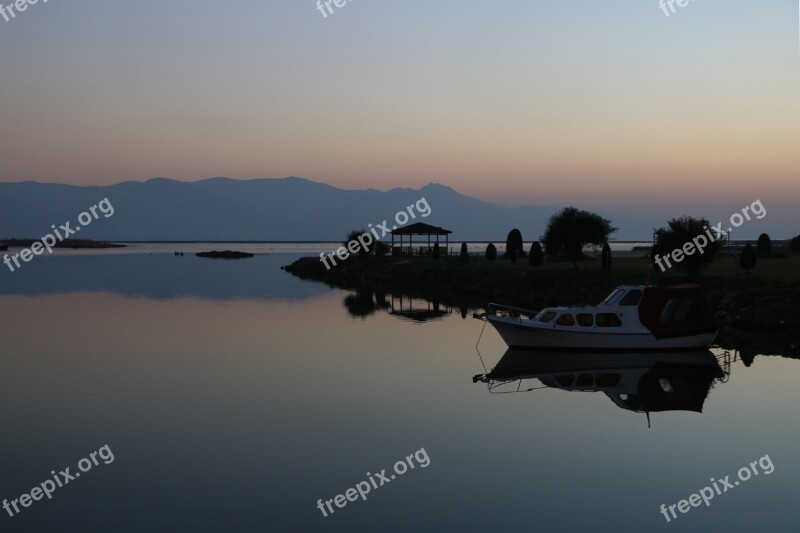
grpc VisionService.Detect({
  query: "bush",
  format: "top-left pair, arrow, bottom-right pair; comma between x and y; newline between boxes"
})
485,243 -> 497,261
460,242 -> 469,261
739,243 -> 757,274
432,242 -> 440,259
375,241 -> 388,257
790,235 -> 800,253
652,216 -> 722,275
756,233 -> 772,257
601,243 -> 612,271
506,229 -> 523,262
344,230 -> 371,256
529,241 -> 543,267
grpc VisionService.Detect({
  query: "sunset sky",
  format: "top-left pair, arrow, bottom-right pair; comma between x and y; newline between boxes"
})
0,0 -> 797,218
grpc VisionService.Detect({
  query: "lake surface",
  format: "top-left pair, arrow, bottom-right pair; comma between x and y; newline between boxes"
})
0,247 -> 797,532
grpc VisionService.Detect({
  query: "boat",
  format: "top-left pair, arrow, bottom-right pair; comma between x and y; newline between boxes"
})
473,349 -> 725,417
484,284 -> 719,351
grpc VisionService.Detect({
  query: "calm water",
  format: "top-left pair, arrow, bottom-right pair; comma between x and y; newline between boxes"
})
0,248 -> 797,532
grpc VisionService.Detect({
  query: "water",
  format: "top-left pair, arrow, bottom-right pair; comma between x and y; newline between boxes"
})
0,248 -> 796,532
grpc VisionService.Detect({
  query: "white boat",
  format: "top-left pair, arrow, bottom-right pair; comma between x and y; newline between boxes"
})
485,284 -> 719,351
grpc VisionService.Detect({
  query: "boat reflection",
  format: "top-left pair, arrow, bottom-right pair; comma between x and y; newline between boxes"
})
474,349 -> 725,421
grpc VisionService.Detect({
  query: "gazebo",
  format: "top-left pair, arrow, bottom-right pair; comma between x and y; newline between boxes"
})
390,222 -> 452,257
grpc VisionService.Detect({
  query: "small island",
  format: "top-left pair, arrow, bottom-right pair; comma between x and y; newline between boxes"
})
196,250 -> 254,259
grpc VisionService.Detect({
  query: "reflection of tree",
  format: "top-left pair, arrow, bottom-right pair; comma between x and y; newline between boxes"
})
344,290 -> 377,318
375,292 -> 390,311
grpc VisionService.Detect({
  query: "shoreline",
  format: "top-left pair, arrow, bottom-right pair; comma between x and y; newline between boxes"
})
284,254 -> 800,344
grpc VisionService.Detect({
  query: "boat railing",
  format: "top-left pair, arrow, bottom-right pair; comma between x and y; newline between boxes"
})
487,303 -> 538,321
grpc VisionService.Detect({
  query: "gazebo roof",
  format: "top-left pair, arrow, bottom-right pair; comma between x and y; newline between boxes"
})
391,222 -> 452,236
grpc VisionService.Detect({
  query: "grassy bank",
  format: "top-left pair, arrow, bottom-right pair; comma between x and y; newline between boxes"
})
284,253 -> 800,334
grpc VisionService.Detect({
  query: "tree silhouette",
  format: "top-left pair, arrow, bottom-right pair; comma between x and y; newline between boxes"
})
344,230 -> 371,256
739,243 -> 757,274
505,228 -> 523,263
791,235 -> 800,253
485,243 -> 497,261
756,233 -> 772,257
528,241 -> 543,267
652,217 -> 722,275
601,243 -> 612,271
541,207 -> 616,269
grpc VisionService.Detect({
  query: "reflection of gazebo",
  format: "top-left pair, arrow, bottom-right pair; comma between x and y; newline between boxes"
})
391,222 -> 452,257
389,294 -> 449,322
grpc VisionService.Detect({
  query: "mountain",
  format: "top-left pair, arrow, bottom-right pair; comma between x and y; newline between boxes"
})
0,177 -> 652,241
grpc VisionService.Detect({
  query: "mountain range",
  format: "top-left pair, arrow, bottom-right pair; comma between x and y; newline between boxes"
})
0,177 -> 659,241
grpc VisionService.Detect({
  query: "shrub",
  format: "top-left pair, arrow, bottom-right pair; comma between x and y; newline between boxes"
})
790,235 -> 800,253
652,216 -> 722,275
506,229 -> 523,262
460,242 -> 469,261
485,243 -> 497,261
344,230 -> 371,256
739,243 -> 757,274
601,243 -> 612,271
528,241 -> 543,267
432,242 -> 440,259
756,233 -> 772,257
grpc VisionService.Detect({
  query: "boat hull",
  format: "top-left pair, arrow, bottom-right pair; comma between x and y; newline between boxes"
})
487,316 -> 717,351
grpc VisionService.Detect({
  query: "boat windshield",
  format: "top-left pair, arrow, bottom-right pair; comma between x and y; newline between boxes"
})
603,289 -> 625,305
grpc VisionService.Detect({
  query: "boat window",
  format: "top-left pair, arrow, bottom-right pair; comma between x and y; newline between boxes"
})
596,313 -> 622,327
538,311 -> 556,323
556,314 -> 575,326
596,374 -> 621,387
660,298 -> 694,321
576,374 -> 593,387
555,375 -> 574,387
659,299 -> 679,321
603,289 -> 625,305
576,313 -> 594,327
619,290 -> 642,306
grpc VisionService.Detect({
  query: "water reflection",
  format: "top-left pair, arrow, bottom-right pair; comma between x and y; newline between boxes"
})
474,349 -> 725,422
342,291 -> 479,322
0,253 -> 330,301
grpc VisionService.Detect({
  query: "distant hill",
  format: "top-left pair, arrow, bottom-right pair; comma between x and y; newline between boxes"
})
0,176 -> 655,241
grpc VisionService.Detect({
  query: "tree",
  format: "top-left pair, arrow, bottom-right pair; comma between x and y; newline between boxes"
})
791,235 -> 800,253
432,242 -> 440,259
601,243 -> 612,271
505,229 -> 523,263
541,207 -> 616,269
485,243 -> 497,261
344,230 -> 371,256
460,242 -> 469,261
529,241 -> 544,267
739,243 -> 757,274
652,217 -> 722,275
756,233 -> 772,257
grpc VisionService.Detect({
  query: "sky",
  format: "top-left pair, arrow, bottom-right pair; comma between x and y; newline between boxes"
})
0,0 -> 798,223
